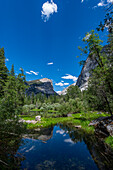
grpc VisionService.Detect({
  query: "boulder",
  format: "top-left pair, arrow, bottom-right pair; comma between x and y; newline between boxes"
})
35,115 -> 41,121
106,123 -> 113,136
26,120 -> 37,124
67,114 -> 72,117
74,125 -> 81,129
89,116 -> 109,126
89,115 -> 113,137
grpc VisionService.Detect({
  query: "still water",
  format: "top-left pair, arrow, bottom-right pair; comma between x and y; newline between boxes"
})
1,124 -> 113,169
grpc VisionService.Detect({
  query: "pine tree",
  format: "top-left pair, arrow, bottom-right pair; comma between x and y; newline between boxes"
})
10,64 -> 15,76
0,67 -> 27,120
0,48 -> 8,97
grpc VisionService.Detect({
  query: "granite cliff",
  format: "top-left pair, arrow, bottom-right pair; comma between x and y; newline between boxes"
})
26,78 -> 57,96
76,55 -> 98,91
59,54 -> 98,95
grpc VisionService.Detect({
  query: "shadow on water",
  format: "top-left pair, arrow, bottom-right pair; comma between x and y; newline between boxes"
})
0,120 -> 26,169
0,121 -> 113,170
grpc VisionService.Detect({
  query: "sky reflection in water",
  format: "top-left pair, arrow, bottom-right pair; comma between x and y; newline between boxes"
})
19,125 -> 98,170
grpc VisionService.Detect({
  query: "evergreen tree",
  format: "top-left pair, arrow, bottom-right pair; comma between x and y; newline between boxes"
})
31,92 -> 34,104
10,64 -> 15,76
66,85 -> 81,100
0,48 -> 8,97
0,67 -> 27,120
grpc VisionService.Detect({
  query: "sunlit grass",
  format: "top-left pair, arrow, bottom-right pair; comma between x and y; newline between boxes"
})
31,108 -> 58,113
105,136 -> 113,149
19,111 -> 110,134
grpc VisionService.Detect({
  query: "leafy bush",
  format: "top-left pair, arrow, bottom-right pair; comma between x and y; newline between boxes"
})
22,104 -> 35,114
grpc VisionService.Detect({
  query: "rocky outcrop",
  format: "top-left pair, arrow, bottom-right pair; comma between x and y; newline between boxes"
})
76,55 -> 98,91
26,78 -> 57,96
89,115 -> 113,137
76,45 -> 109,91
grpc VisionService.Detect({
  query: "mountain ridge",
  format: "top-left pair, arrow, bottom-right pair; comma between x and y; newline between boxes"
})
26,78 -> 57,96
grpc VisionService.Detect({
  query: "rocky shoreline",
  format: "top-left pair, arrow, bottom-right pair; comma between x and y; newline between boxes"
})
89,115 -> 113,138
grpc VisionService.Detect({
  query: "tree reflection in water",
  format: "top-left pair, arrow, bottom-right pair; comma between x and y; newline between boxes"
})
0,120 -> 26,169
59,123 -> 113,170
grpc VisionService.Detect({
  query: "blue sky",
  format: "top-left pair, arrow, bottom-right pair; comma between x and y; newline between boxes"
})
0,0 -> 111,92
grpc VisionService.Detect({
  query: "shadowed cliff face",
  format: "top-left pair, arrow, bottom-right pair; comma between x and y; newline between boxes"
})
26,78 -> 57,96
76,45 -> 109,91
76,56 -> 98,91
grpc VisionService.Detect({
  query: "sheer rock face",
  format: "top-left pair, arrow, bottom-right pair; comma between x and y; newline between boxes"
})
76,56 -> 98,91
26,78 -> 57,96
59,55 -> 98,95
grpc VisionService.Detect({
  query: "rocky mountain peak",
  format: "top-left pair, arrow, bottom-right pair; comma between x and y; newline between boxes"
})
26,78 -> 56,96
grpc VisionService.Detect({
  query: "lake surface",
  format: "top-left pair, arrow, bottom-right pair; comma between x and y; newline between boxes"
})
1,124 -> 113,169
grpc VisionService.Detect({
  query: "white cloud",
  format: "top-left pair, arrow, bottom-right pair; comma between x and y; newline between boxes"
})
94,0 -> 113,8
98,0 -> 105,6
30,71 -> 39,75
64,83 -> 69,86
107,0 -> 113,3
81,0 -> 84,3
5,58 -> 9,62
47,62 -> 53,65
55,81 -> 70,86
41,0 -> 58,22
55,82 -> 64,86
61,74 -> 78,82
26,70 -> 39,75
26,71 -> 32,75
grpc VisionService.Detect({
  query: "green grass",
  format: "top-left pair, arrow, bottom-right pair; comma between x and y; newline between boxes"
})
72,111 -> 110,121
26,117 -> 73,129
31,108 -> 58,113
19,115 -> 35,120
31,109 -> 42,112
105,136 -> 113,149
19,111 -> 110,134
